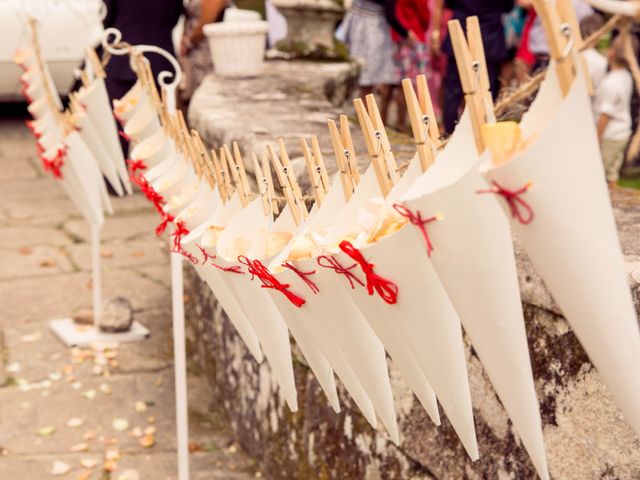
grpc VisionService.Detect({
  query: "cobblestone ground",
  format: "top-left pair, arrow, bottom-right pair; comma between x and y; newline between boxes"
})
0,106 -> 257,480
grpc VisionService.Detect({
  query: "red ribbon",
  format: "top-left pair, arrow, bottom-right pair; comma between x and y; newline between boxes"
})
155,211 -> 175,236
25,120 -> 41,139
338,241 -> 398,305
393,203 -> 439,257
283,262 -> 319,294
127,158 -> 147,175
171,220 -> 198,264
40,145 -> 66,179
195,245 -> 245,274
130,171 -> 165,215
477,180 -> 534,225
317,255 -> 364,290
238,256 -> 305,308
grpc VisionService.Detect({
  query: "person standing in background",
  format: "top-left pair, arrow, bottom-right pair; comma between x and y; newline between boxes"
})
103,0 -> 184,103
595,35 -> 637,183
432,0 -> 514,134
392,0 -> 430,131
179,0 -> 228,103
580,13 -> 608,93
341,0 -> 414,124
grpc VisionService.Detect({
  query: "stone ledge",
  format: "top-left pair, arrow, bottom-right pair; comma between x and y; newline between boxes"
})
187,60 -> 640,479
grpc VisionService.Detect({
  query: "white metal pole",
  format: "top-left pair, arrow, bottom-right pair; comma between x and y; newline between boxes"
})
91,223 -> 102,328
170,250 -> 190,480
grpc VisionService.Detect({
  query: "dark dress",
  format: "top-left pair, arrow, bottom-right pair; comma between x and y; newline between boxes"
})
103,0 -> 184,101
442,0 -> 513,134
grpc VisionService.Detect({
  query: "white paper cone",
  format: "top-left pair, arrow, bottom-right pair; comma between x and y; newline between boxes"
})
77,78 -> 132,194
345,224 -> 480,457
402,112 -> 548,479
182,195 -> 263,363
482,64 -> 640,441
75,112 -> 124,196
124,104 -> 162,144
143,144 -> 180,183
216,199 -> 298,411
130,130 -> 172,169
113,82 -> 148,123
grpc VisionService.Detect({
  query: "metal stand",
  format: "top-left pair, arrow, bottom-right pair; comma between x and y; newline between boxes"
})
50,223 -> 150,347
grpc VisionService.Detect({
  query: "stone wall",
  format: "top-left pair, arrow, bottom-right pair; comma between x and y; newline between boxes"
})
186,60 -> 640,479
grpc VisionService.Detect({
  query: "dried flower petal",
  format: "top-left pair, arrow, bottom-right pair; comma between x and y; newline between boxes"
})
67,417 -> 84,428
51,460 -> 71,475
70,442 -> 89,452
80,459 -> 99,469
112,419 -> 129,432
37,426 -> 55,437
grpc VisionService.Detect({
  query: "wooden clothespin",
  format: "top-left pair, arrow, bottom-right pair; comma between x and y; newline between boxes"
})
301,137 -> 325,206
311,136 -> 330,194
402,74 -> 441,172
210,148 -> 229,203
223,144 -> 250,207
354,95 -> 396,197
328,118 -> 356,201
267,142 -> 308,226
533,0 -> 591,96
85,47 -> 106,80
261,152 -> 279,215
252,153 -> 272,217
192,130 -> 217,189
218,146 -> 235,200
232,142 -> 251,198
448,16 -> 494,153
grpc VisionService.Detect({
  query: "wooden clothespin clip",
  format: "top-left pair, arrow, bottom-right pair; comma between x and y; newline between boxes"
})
218,146 -> 236,200
448,16 -> 494,153
532,0 -> 590,96
223,144 -> 250,207
267,142 -> 308,226
176,111 -> 202,176
328,118 -> 356,201
354,95 -> 396,197
85,47 -> 106,81
301,137 -> 325,206
192,130 -> 217,189
402,74 -> 441,172
311,136 -> 330,194
252,153 -> 272,217
261,151 -> 279,215
232,142 -> 252,198
210,148 -> 229,203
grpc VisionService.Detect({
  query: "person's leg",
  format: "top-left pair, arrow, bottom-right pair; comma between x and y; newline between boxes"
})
377,84 -> 394,126
487,61 -> 503,99
443,57 -> 463,134
395,84 -> 408,132
601,139 -> 627,183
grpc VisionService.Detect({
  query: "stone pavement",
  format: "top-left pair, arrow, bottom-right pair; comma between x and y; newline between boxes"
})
0,106 -> 258,480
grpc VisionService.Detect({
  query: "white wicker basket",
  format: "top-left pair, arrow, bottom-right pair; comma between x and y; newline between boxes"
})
203,21 -> 269,78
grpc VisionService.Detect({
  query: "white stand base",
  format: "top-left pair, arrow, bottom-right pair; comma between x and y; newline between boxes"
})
49,318 -> 150,347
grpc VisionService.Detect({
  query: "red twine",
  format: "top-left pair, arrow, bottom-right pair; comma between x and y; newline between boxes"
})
477,180 -> 534,225
283,262 -> 319,294
171,220 -> 198,264
338,240 -> 398,305
195,245 -> 245,274
238,256 -> 305,308
40,145 -> 67,179
119,130 -> 131,142
393,203 -> 439,257
130,169 -> 165,215
25,120 -> 41,139
127,158 -> 147,175
19,85 -> 33,103
317,255 -> 364,290
155,211 -> 175,236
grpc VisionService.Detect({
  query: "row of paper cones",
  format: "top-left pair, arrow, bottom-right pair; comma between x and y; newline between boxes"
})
20,1 -> 640,479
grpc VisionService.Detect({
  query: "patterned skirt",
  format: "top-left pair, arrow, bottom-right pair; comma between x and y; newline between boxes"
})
341,0 -> 398,86
394,40 -> 429,84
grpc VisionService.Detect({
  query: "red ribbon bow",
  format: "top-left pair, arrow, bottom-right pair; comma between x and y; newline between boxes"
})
170,220 -> 198,264
477,180 -> 534,225
41,145 -> 66,179
317,255 -> 364,290
283,262 -> 319,294
127,158 -> 147,175
195,245 -> 245,274
338,240 -> 398,305
393,203 -> 439,257
238,256 -> 305,308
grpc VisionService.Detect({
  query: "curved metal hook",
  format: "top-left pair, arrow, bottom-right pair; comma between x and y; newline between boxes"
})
101,27 -> 131,56
133,44 -> 183,91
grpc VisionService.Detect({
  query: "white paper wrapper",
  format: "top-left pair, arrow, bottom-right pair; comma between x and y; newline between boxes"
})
129,129 -> 172,169
151,158 -> 198,200
339,156 -> 478,457
77,78 -> 131,194
143,143 -> 180,183
113,82 -> 148,123
402,111 -> 548,479
75,111 -> 124,196
181,194 -> 264,363
215,199 -> 298,411
481,63 -> 640,441
123,102 -> 162,144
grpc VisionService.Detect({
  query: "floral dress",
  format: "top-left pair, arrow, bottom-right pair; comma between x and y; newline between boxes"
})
180,0 -> 215,100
